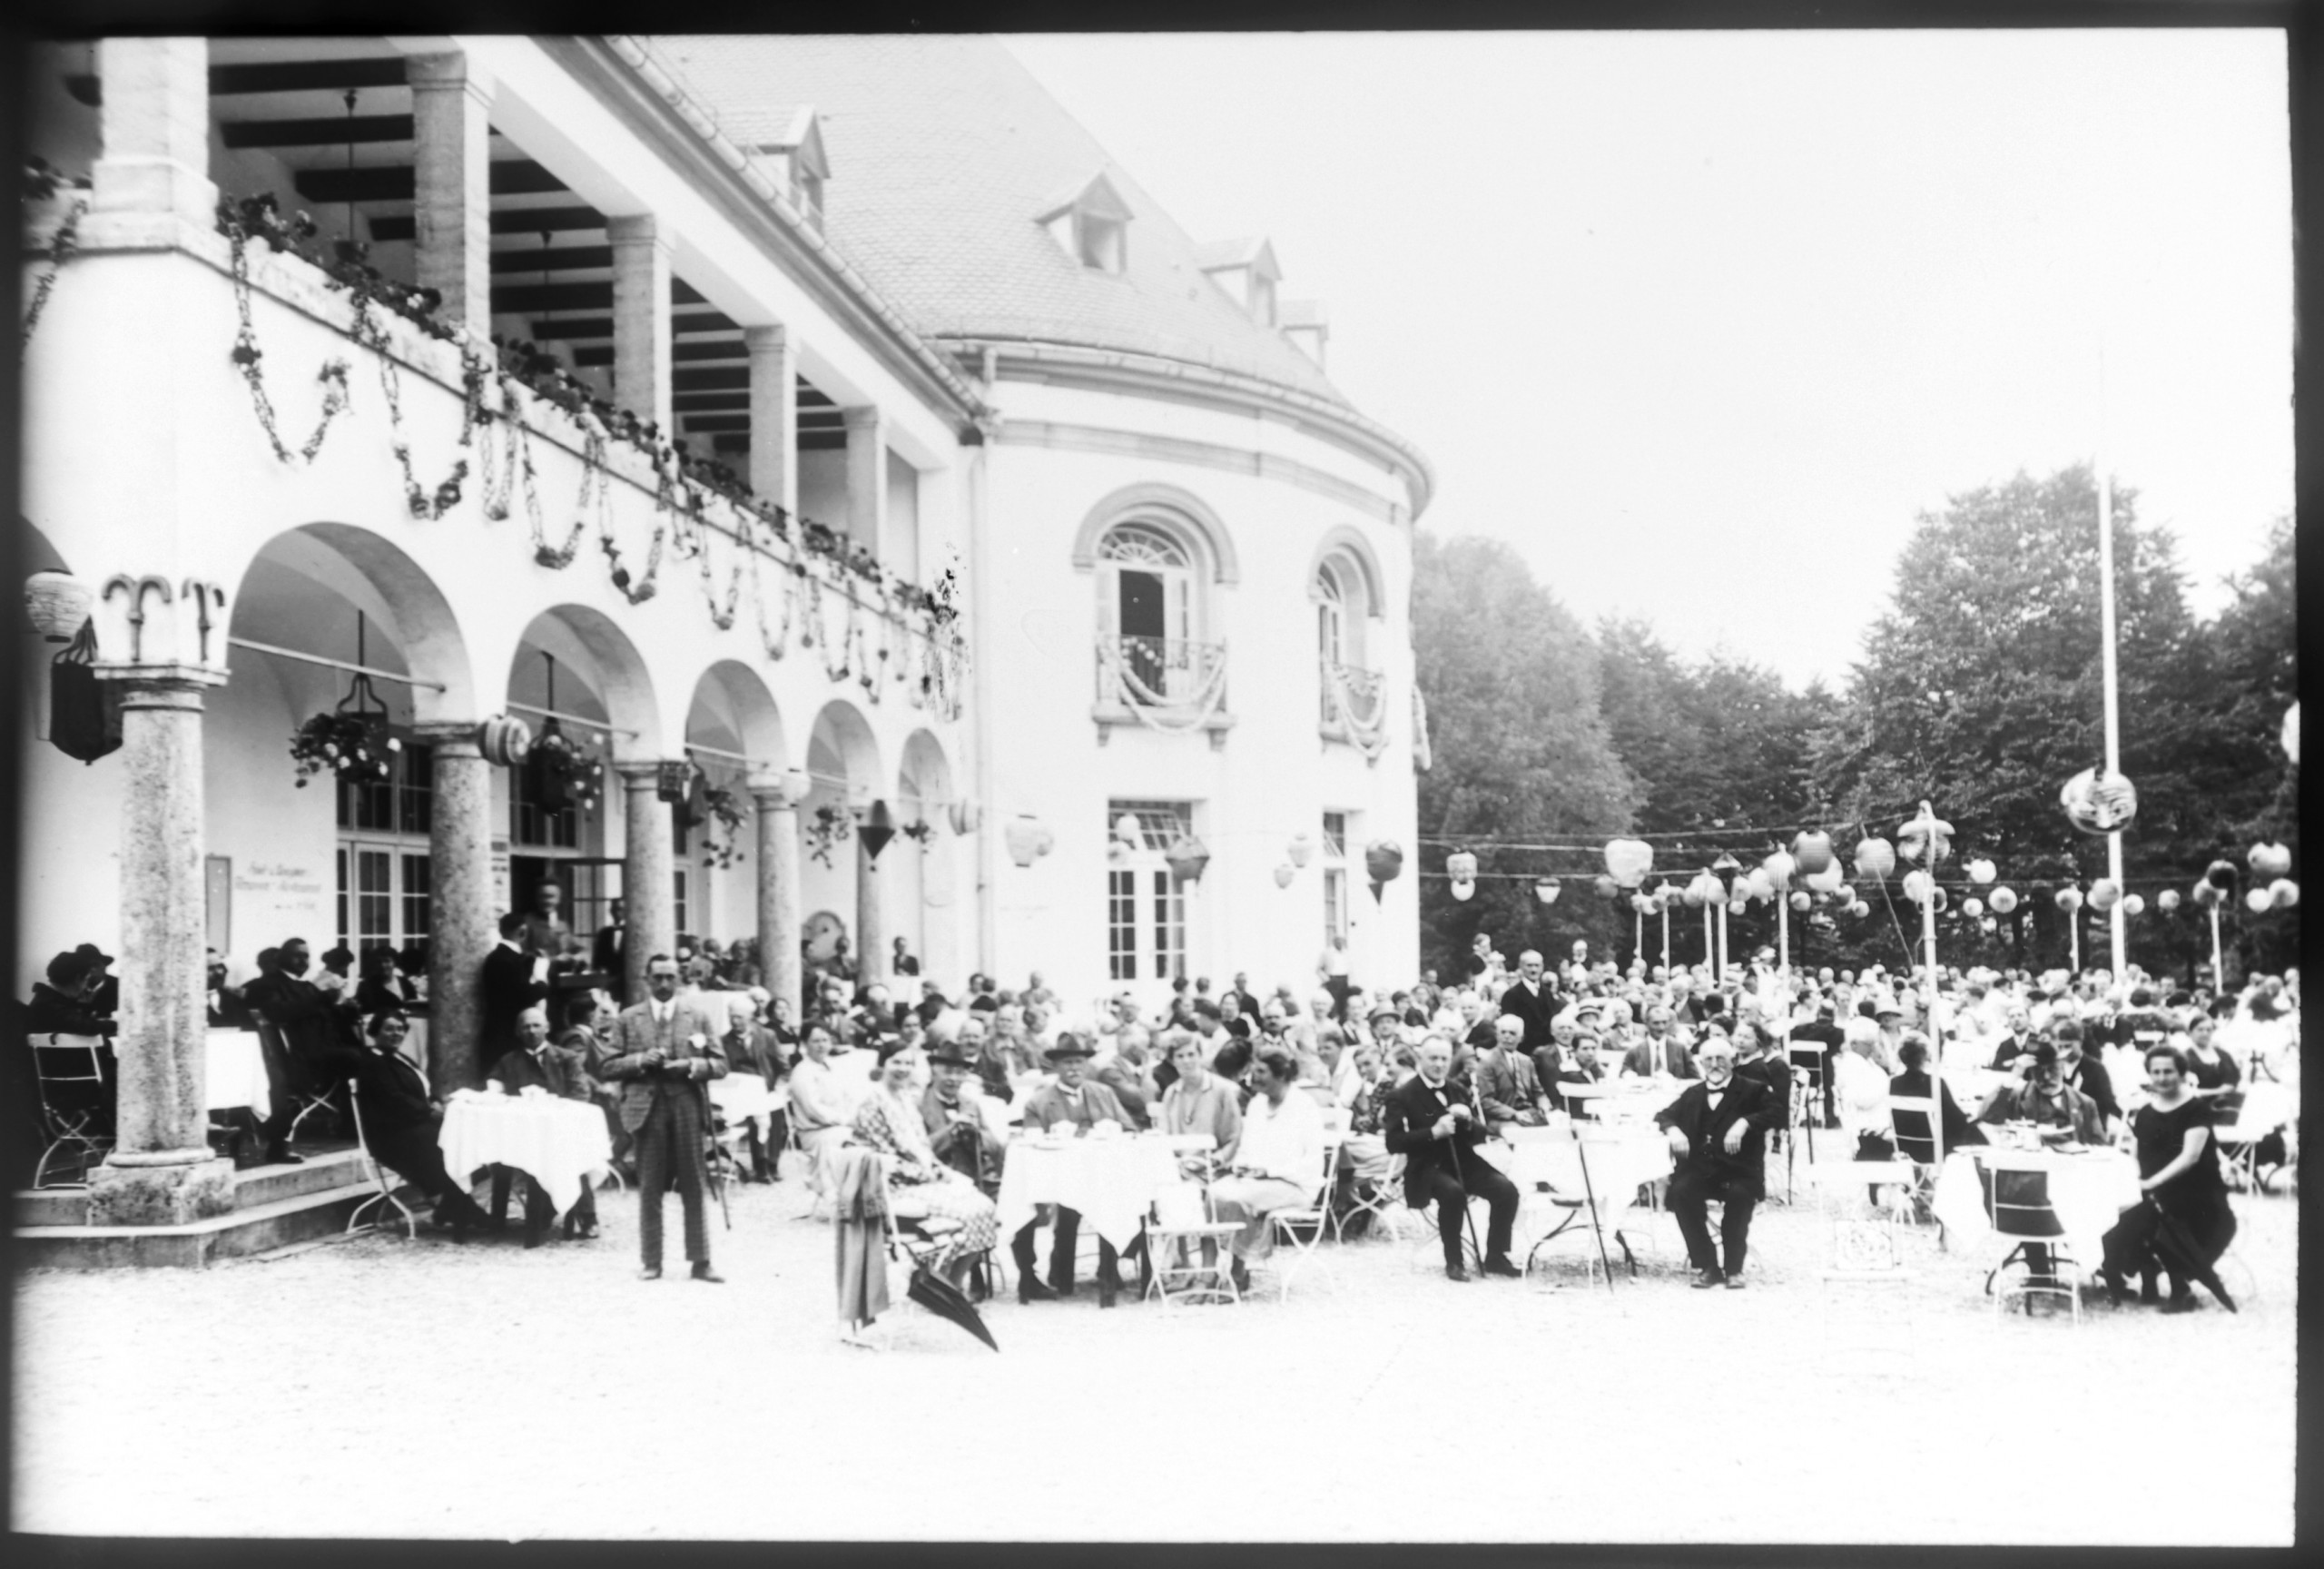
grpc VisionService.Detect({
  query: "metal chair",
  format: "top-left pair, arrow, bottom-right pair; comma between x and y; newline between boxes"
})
344,1077 -> 418,1239
251,1015 -> 341,1148
29,1031 -> 113,1188
1801,1161 -> 1921,1339
1882,1094 -> 1945,1219
1975,1154 -> 2080,1325
1264,1132 -> 1345,1300
1144,1178 -> 1243,1308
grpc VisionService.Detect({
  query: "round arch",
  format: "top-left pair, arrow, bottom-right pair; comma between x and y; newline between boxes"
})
685,659 -> 789,777
508,605 -> 662,758
897,727 -> 954,812
1069,481 -> 1241,586
807,698 -> 883,796
1306,524 -> 1388,622
229,522 -> 479,725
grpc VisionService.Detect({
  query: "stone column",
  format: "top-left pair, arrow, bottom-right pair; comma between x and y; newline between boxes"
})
86,666 -> 233,1226
753,781 -> 805,1012
744,324 -> 798,517
419,723 -> 495,1091
608,214 -> 675,438
617,763 -> 675,1000
856,831 -> 891,990
87,37 -> 216,238
406,53 -> 494,332
842,405 -> 887,558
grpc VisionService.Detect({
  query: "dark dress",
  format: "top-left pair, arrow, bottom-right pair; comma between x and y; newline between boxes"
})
2183,1049 -> 2241,1094
2102,1094 -> 2237,1292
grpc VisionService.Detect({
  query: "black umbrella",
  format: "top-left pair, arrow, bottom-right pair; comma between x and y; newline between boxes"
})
903,1261 -> 1000,1351
2148,1209 -> 2239,1314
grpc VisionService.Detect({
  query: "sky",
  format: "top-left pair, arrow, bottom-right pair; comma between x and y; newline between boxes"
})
1004,29 -> 2294,691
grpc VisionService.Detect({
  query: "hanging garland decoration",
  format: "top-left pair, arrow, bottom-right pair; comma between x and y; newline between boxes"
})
590,429 -> 664,602
747,532 -> 799,661
1324,661 -> 1392,760
21,168 -> 88,346
675,479 -> 744,631
344,290 -> 472,518
1096,635 -> 1230,735
221,203 -> 356,467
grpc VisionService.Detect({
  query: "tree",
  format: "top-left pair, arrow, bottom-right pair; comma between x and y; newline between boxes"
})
1412,532 -> 1638,975
1810,464 -> 2227,974
2196,513 -> 2299,976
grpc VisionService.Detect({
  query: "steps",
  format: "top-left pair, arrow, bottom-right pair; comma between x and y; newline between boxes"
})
13,1150 -> 428,1268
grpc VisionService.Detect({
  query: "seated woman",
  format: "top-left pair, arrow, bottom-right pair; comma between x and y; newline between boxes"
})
1834,1020 -> 1895,1159
2102,1043 -> 2238,1313
2181,1014 -> 2243,1096
849,1047 -> 1000,1292
1886,1035 -> 1985,1163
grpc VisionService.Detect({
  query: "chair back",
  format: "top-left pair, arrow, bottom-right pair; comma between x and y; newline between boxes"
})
1560,1081 -> 1609,1119
1886,1094 -> 1939,1164
1974,1156 -> 2064,1238
30,1032 -> 108,1094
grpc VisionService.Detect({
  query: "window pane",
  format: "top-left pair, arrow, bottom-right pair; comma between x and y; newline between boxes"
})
673,869 -> 688,942
400,854 -> 431,948
1108,870 -> 1137,981
1152,870 -> 1184,982
358,849 -> 392,946
1324,869 -> 1347,947
400,742 -> 433,835
335,848 -> 349,952
1322,813 -> 1347,859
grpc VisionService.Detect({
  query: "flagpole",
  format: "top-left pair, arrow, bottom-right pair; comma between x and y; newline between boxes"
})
2098,463 -> 2128,977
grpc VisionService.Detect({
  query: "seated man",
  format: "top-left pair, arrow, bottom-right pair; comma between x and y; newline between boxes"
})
316,1010 -> 493,1236
1476,1014 -> 1551,1129
1976,1043 -> 2107,1146
1206,1046 -> 1328,1292
921,1038 -> 1004,1195
2053,1022 -> 2121,1133
1551,1031 -> 1609,1114
1383,1036 -> 1521,1282
1012,1035 -> 1137,1306
1653,1037 -> 1779,1288
1620,1006 -> 1699,1081
485,1003 -> 598,1239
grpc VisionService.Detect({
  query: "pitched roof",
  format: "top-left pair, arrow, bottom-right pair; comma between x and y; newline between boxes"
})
649,34 -> 1349,405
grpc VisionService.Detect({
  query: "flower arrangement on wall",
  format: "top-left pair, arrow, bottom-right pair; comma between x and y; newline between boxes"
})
805,803 -> 854,868
290,710 -> 399,786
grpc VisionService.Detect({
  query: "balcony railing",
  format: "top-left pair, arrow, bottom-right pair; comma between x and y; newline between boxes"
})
1320,658 -> 1390,758
1094,635 -> 1231,743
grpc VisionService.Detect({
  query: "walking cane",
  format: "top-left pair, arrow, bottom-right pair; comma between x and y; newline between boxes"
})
1443,1078 -> 1486,1270
1571,1122 -> 1618,1290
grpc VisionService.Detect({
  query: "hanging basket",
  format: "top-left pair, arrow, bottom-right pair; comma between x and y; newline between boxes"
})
1164,834 -> 1212,886
47,622 -> 123,765
860,798 -> 898,862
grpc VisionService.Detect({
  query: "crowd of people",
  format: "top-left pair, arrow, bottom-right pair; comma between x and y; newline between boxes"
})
17,882 -> 2300,1322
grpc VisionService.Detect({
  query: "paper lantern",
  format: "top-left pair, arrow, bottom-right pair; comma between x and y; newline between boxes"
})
1806,863 -> 1844,894
860,799 -> 898,861
1108,840 -> 1131,867
1980,916 -> 1998,933
1788,890 -> 1811,912
1164,835 -> 1212,885
1792,831 -> 1835,876
476,714 -> 531,767
1962,897 -> 1984,919
2060,768 -> 2139,835
2270,878 -> 2299,910
1446,849 -> 1479,883
1603,837 -> 1653,888
1902,870 -> 1935,905
2204,859 -> 2239,891
2121,893 -> 2145,918
1762,850 -> 1796,887
1594,873 -> 1620,899
2284,702 -> 2299,765
947,797 -> 980,835
2156,888 -> 2181,913
2191,880 -> 2222,910
25,570 -> 97,642
1535,877 -> 1561,905
1364,840 -> 1403,887
1286,832 -> 1313,869
1989,886 -> 2017,915
1849,900 -> 1871,918
2087,878 -> 2121,912
1897,804 -> 1955,864
2054,887 -> 2083,913
1114,812 -> 1145,848
1743,869 -> 1775,903
2250,842 -> 2292,880
1004,815 -> 1054,868
1966,858 -> 1996,885
2244,887 -> 2271,914
1855,837 -> 1896,880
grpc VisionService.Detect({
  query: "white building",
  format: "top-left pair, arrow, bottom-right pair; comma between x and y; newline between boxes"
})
15,35 -> 1424,1229
654,36 -> 1433,1011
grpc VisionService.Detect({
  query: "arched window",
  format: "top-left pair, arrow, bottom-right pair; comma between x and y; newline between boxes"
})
1315,558 -> 1357,668
1315,548 -> 1386,750
1099,521 -> 1201,701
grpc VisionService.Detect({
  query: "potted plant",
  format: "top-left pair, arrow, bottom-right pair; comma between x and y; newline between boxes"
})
290,710 -> 399,787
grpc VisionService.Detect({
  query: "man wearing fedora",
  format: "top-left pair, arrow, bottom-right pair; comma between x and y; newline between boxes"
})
1012,1033 -> 1135,1306
921,1036 -> 1004,1195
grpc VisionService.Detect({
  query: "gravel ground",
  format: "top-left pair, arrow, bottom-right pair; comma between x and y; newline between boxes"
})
13,1164 -> 2298,1544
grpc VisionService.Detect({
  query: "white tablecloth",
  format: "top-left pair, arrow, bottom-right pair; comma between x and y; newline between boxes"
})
996,1132 -> 1182,1250
1931,1147 -> 2142,1265
438,1092 -> 612,1217
709,1074 -> 780,1125
1484,1122 -> 1673,1243
203,1030 -> 271,1120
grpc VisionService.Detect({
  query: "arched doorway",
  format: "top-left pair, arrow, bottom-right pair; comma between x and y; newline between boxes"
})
897,728 -> 960,987
803,700 -> 883,993
681,660 -> 788,979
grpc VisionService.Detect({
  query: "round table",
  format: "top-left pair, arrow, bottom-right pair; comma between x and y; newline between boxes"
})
202,1030 -> 271,1120
438,1091 -> 612,1219
1487,1120 -> 1674,1245
1930,1145 -> 2142,1265
995,1131 -> 1183,1251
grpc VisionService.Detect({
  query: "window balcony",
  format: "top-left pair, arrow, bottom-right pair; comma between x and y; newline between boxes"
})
1093,635 -> 1234,749
1319,658 -> 1390,760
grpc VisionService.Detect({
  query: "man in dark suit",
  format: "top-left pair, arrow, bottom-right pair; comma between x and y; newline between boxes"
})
1013,1035 -> 1137,1305
1383,1036 -> 1521,1281
241,937 -> 351,1161
592,899 -> 629,1006
1497,950 -> 1561,1051
485,1003 -> 599,1240
479,912 -> 550,1081
1653,1036 -> 1779,1288
596,954 -> 727,1280
312,1010 -> 493,1235
1986,1000 -> 2039,1074
2053,1022 -> 2120,1130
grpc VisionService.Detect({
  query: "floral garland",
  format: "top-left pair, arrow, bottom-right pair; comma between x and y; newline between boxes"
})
345,291 -> 471,518
695,781 -> 749,869
750,547 -> 798,662
21,160 -> 88,346
593,435 -> 665,603
221,205 -> 357,466
805,803 -> 854,868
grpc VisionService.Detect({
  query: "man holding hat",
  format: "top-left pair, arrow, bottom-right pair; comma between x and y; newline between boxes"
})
921,1036 -> 1003,1194
1012,1033 -> 1136,1305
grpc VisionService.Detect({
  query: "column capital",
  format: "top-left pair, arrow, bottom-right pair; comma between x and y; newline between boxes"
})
752,778 -> 810,811
93,663 -> 226,706
743,323 -> 791,352
404,49 -> 496,102
411,718 -> 484,755
842,404 -> 883,431
607,212 -> 675,252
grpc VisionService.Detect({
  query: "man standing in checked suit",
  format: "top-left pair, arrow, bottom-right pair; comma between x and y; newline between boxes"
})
596,953 -> 728,1281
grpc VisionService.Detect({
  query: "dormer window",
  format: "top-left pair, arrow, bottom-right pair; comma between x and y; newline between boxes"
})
743,105 -> 831,234
1038,172 -> 1135,275
1195,237 -> 1284,327
1280,301 -> 1329,369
